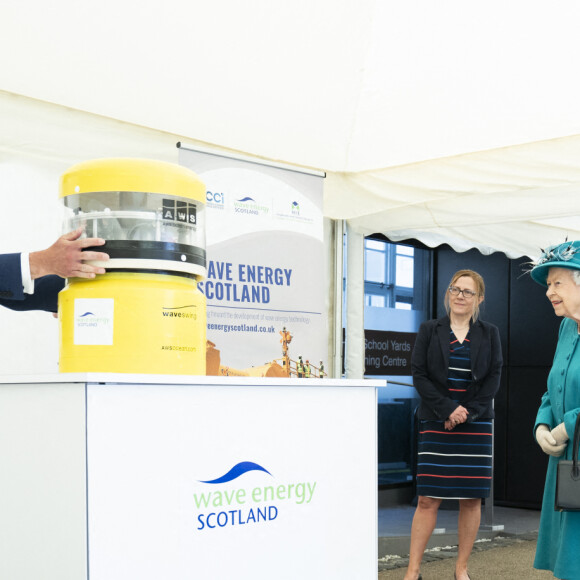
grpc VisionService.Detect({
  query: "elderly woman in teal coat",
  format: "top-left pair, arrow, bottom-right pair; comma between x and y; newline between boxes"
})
531,240 -> 580,580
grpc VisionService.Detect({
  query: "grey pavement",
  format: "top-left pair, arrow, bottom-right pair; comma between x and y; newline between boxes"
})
377,505 -> 554,579
378,535 -> 553,579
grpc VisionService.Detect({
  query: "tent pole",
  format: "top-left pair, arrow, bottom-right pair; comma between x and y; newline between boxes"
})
345,222 -> 365,379
331,219 -> 345,379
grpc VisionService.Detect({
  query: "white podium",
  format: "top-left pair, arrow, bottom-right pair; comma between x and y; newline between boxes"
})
0,374 -> 379,580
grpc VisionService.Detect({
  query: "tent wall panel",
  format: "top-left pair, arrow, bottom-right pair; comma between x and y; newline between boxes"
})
504,367 -> 550,507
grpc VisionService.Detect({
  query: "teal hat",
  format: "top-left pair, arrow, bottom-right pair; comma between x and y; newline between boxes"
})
530,240 -> 580,286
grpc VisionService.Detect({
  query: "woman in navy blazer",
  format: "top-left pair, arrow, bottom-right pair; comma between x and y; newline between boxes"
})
404,269 -> 502,580
413,315 -> 503,424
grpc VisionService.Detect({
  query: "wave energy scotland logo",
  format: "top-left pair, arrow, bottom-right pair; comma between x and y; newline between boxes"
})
193,461 -> 317,531
73,298 -> 114,345
233,196 -> 270,217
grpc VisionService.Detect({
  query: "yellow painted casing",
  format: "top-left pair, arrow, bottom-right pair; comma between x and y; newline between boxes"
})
60,158 -> 206,203
59,273 -> 206,375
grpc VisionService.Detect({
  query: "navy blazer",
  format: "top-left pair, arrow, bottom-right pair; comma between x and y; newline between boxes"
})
0,253 -> 64,313
412,315 -> 503,422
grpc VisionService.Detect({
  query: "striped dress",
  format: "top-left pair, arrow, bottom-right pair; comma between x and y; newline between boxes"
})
416,329 -> 493,499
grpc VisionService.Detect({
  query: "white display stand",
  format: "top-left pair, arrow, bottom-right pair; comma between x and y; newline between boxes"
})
0,374 -> 380,580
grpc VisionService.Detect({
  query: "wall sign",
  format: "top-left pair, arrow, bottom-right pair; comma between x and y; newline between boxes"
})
364,329 -> 416,376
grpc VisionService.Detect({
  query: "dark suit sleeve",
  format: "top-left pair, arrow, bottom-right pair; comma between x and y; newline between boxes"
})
0,253 -> 64,313
412,321 -> 458,421
464,324 -> 503,421
0,253 -> 26,300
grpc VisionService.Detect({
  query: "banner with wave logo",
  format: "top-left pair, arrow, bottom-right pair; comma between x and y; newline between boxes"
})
179,145 -> 327,378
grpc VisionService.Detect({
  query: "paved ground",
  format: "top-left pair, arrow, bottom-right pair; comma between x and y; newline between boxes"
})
378,532 -> 555,579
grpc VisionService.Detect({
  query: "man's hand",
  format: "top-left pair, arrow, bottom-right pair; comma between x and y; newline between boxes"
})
29,228 -> 109,279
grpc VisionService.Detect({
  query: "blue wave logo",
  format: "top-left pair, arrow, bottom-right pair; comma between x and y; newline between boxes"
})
199,461 -> 272,484
79,312 -> 95,317
236,197 -> 255,203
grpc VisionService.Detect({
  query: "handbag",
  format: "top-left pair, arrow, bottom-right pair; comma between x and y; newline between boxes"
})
555,413 -> 580,511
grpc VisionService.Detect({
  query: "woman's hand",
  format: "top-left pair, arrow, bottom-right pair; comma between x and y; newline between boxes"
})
447,405 -> 469,429
536,424 -> 566,456
551,422 -> 569,445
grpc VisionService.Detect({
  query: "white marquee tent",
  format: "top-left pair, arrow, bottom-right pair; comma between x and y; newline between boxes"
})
3,0 -> 580,257
2,0 -> 580,374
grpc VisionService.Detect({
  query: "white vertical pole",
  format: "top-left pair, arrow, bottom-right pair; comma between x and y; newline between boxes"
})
345,222 -> 365,379
482,409 -> 504,531
331,219 -> 344,379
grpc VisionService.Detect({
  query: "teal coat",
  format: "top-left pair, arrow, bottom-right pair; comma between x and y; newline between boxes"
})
534,317 -> 580,579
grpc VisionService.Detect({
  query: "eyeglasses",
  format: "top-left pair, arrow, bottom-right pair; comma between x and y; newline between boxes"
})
448,285 -> 477,299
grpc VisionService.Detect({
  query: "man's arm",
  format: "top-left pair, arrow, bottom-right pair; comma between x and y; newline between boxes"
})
0,228 -> 109,313
0,273 -> 64,312
0,253 -> 28,300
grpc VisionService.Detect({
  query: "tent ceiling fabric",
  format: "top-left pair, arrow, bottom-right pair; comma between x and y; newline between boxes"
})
325,136 -> 580,259
3,1 -> 580,259
3,1 -> 580,173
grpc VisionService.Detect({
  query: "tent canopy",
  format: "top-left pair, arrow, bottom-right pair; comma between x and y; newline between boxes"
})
3,0 -> 580,258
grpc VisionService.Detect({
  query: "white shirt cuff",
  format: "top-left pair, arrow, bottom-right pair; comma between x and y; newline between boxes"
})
21,252 -> 35,295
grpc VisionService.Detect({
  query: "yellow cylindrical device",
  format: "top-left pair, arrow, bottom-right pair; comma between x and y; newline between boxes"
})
58,158 -> 207,375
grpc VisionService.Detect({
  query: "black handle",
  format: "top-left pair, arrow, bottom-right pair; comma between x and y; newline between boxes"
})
573,413 -> 580,479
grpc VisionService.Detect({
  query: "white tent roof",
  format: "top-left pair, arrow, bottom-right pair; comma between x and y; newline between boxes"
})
3,0 -> 580,258
326,137 -> 580,258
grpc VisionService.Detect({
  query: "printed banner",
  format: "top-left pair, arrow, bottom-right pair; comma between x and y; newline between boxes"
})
179,147 -> 326,378
86,382 -> 377,579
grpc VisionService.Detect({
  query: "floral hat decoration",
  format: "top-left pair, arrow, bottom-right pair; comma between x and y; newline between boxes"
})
530,240 -> 580,286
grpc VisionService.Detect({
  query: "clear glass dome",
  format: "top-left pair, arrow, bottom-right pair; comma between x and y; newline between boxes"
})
63,191 -> 206,277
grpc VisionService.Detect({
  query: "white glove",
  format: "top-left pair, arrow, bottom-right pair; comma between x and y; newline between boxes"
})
536,424 -> 566,457
551,422 -> 569,445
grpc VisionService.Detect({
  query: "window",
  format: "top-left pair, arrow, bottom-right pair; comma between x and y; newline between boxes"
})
362,237 -> 432,487
363,239 -> 427,311
364,239 -> 386,283
365,294 -> 385,308
395,246 -> 414,288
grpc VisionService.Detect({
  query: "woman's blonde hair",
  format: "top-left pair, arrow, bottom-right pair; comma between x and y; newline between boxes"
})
444,269 -> 485,322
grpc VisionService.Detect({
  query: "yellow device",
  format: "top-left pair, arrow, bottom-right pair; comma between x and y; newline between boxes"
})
58,158 -> 207,375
